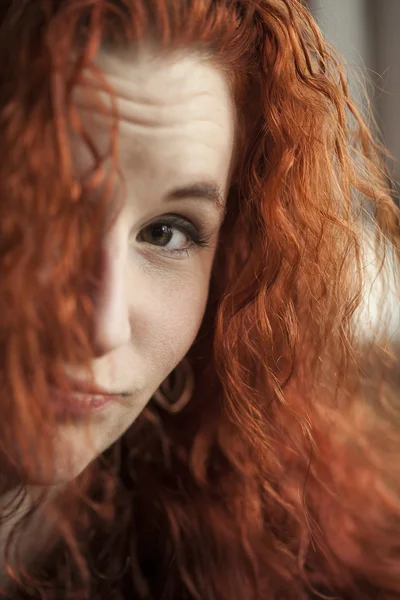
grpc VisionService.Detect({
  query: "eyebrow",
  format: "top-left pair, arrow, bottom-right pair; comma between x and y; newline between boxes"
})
166,182 -> 226,216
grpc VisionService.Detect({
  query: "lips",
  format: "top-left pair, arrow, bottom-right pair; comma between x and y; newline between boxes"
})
48,381 -> 121,418
63,379 -> 121,397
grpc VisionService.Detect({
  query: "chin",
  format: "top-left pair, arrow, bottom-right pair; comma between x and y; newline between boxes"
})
19,448 -> 98,487
15,400 -> 140,487
18,427 -> 108,487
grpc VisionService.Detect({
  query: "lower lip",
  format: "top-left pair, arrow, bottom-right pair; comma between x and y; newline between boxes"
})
49,389 -> 116,418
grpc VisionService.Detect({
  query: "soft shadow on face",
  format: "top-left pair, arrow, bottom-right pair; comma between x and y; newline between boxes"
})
42,46 -> 236,483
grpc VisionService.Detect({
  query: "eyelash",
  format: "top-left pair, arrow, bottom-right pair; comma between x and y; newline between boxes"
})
136,214 -> 213,258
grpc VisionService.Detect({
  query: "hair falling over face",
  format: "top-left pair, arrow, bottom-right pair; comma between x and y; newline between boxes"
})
0,1 -> 399,599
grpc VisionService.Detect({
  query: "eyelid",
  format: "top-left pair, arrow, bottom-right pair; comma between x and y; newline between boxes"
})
135,212 -> 214,256
158,214 -> 199,238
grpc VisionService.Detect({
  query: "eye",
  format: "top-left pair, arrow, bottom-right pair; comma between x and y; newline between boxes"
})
139,222 -> 187,250
136,215 -> 211,256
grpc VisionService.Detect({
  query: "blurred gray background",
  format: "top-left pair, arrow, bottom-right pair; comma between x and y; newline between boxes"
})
307,0 -> 400,191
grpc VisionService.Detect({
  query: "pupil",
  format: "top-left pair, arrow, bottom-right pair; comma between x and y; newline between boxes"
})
151,224 -> 172,245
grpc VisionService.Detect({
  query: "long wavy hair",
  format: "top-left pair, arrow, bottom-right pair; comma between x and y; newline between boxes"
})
0,1 -> 399,599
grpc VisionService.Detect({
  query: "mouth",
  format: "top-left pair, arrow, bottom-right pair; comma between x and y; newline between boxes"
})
48,381 -> 124,419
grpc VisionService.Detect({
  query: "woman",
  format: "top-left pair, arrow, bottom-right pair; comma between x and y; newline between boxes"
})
0,0 -> 399,598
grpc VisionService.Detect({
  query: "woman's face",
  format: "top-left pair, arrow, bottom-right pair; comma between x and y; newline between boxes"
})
47,47 -> 235,482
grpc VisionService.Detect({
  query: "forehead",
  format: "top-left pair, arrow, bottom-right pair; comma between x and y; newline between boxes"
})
75,47 -> 236,193
96,46 -> 232,115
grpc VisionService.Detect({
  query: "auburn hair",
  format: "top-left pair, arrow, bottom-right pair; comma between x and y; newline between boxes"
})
0,1 -> 399,599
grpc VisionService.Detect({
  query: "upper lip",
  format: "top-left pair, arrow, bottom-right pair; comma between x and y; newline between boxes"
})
52,379 -> 123,397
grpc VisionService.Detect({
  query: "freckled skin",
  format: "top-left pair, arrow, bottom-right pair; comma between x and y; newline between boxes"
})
49,48 -> 235,482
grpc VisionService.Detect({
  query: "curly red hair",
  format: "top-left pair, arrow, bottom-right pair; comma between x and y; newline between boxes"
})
0,1 -> 399,599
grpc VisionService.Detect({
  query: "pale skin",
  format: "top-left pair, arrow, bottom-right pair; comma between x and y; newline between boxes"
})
0,40 -> 398,595
0,47 -> 235,588
44,47 -> 236,482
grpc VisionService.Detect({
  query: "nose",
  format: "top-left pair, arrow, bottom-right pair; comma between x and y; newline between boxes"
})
91,227 -> 131,356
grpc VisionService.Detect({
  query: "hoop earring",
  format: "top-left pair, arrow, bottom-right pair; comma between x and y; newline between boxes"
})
153,358 -> 194,414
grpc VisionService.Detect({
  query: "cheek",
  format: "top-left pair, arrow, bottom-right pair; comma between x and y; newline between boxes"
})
162,282 -> 207,352
154,275 -> 208,364
131,262 -> 212,377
